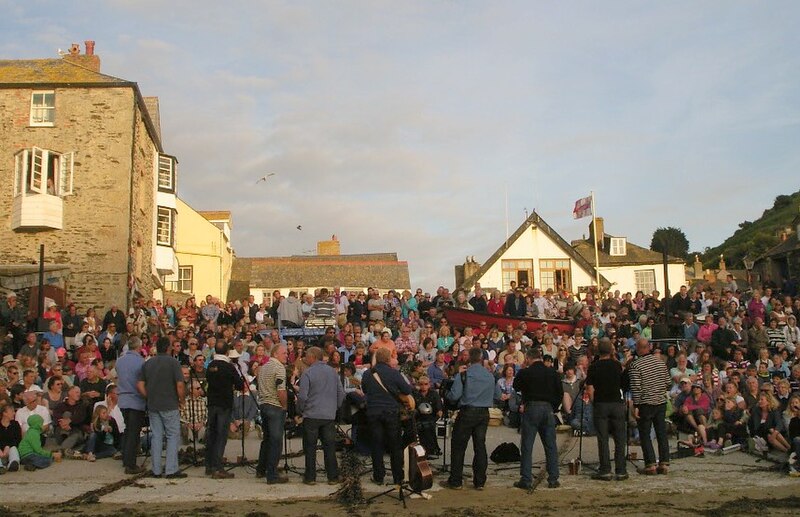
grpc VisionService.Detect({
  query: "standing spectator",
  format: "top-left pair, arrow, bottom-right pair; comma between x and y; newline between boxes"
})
102,304 -> 127,333
62,304 -> 82,351
442,347 -> 495,490
296,347 -> 345,485
116,337 -> 146,474
277,291 -> 304,329
256,344 -> 289,484
627,338 -> 671,475
586,338 -> 627,481
138,337 -> 186,479
1,293 -> 27,355
513,348 -> 562,490
204,340 -> 244,479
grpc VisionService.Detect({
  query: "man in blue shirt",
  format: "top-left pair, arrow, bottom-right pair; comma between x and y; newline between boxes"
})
115,336 -> 146,475
297,346 -> 345,485
442,347 -> 494,490
42,320 -> 64,352
361,347 -> 413,485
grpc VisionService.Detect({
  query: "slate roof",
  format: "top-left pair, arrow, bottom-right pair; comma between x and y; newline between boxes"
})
0,58 -> 128,85
572,237 -> 685,266
236,254 -> 410,291
758,235 -> 800,259
460,210 -> 611,290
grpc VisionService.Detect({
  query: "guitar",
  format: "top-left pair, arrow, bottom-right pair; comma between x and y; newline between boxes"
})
407,411 -> 434,492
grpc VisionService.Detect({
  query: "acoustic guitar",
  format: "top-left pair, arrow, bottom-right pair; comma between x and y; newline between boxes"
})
407,411 -> 433,492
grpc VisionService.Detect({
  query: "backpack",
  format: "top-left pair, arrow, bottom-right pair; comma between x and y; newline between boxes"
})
490,442 -> 521,463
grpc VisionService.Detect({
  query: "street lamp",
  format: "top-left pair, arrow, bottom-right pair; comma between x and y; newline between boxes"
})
742,254 -> 755,285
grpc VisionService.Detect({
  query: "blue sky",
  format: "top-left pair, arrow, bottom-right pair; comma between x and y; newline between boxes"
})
2,1 -> 799,289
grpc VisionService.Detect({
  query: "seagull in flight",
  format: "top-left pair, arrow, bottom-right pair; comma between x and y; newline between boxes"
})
256,172 -> 276,184
296,225 -> 302,231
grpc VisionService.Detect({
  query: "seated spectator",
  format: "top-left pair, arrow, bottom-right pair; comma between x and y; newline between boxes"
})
569,390 -> 595,436
19,414 -> 61,470
494,364 -> 519,428
15,388 -> 51,436
180,380 -> 207,445
0,402 -> 22,473
53,386 -> 92,455
749,392 -> 790,453
784,393 -> 800,476
83,405 -> 120,461
560,365 -> 581,420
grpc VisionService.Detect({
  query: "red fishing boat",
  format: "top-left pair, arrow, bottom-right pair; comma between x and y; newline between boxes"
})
443,307 -> 575,334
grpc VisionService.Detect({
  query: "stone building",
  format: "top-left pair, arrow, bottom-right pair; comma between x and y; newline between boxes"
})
229,236 -> 411,306
0,42 -> 178,311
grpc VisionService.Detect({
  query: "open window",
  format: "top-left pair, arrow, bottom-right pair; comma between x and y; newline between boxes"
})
14,147 -> 74,197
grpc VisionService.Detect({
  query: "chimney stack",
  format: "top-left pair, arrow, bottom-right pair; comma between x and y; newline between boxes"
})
63,39 -> 101,73
589,217 -> 605,249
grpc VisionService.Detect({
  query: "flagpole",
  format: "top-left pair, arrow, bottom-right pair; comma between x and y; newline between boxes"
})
590,191 -> 601,290
505,185 -> 509,245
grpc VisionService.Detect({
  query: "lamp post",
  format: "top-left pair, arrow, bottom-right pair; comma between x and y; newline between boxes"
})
743,254 -> 755,286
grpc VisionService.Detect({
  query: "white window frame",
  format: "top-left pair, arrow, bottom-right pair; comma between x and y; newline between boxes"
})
178,266 -> 193,293
30,91 -> 56,126
157,154 -> 176,192
609,237 -> 627,256
13,147 -> 74,197
634,269 -> 656,295
156,206 -> 174,247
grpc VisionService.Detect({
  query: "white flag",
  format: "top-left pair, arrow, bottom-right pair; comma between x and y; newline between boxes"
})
572,196 -> 592,219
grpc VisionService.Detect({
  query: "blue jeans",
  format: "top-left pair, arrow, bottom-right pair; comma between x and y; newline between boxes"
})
205,405 -> 232,472
302,417 -> 338,482
520,402 -> 559,486
149,409 -> 180,475
20,453 -> 53,469
449,407 -> 489,488
637,403 -> 669,467
84,432 -> 118,459
257,404 -> 286,480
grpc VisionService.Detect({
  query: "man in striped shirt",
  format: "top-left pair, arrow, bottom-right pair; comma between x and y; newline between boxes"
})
626,338 -> 671,475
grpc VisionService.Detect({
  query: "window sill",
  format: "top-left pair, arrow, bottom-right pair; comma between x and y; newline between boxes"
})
28,123 -> 56,128
12,194 -> 63,230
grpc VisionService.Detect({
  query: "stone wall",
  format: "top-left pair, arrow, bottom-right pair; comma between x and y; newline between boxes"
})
0,86 -> 157,311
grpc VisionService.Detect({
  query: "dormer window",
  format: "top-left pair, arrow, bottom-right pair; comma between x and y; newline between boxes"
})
609,237 -> 627,256
30,91 -> 55,126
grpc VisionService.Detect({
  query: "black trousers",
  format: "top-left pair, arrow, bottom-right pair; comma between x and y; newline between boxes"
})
368,411 -> 404,484
120,408 -> 145,469
417,419 -> 440,456
594,401 -> 627,475
449,407 -> 489,488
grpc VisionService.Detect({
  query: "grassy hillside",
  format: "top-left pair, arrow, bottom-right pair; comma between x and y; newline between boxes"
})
700,189 -> 800,269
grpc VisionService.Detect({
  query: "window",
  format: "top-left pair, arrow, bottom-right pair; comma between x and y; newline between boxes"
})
540,259 -> 571,292
30,91 -> 55,126
157,154 -> 176,192
609,237 -> 627,256
634,269 -> 656,295
501,259 -> 533,291
156,206 -> 175,246
13,147 -> 73,197
178,266 -> 193,293
261,291 -> 273,306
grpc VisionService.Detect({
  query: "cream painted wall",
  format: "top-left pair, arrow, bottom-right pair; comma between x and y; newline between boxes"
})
167,198 -> 233,300
474,224 -> 686,296
476,225 -> 595,292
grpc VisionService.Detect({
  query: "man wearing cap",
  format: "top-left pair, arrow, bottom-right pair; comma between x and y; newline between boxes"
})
205,340 -> 245,479
586,338 -> 627,481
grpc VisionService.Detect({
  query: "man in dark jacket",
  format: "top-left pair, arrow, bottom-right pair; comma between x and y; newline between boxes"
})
102,305 -> 126,333
504,288 -> 527,318
205,341 -> 245,479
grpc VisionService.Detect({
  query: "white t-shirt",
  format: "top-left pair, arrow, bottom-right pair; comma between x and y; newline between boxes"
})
16,404 -> 52,434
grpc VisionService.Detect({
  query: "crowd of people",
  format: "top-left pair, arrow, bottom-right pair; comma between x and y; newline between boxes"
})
0,279 -> 799,486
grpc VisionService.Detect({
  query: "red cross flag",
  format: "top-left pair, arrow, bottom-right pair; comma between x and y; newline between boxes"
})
572,195 -> 592,219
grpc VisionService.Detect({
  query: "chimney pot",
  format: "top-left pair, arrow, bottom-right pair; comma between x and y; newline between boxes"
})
85,40 -> 95,56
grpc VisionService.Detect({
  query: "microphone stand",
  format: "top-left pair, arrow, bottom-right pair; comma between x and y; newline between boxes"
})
226,360 -> 256,472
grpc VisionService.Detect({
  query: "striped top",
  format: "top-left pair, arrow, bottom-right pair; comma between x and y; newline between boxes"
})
627,354 -> 670,406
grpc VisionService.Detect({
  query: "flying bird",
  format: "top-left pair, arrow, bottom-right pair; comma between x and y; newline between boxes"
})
256,172 -> 276,184
296,225 -> 302,231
